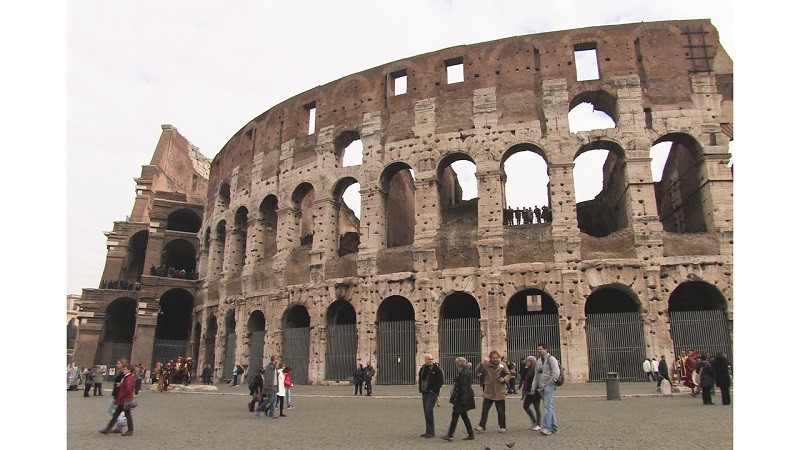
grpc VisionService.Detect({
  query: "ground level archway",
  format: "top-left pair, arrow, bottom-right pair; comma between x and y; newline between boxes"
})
282,305 -> 310,384
668,281 -> 732,363
153,289 -> 194,366
98,297 -> 137,370
439,292 -> 481,383
585,286 -> 646,381
506,289 -> 561,368
376,296 -> 416,385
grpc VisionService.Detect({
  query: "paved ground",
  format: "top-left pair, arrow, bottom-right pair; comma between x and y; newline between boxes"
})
68,382 -> 732,449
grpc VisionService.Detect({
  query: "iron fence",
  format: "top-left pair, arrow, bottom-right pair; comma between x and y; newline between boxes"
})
586,312 -> 647,382
325,323 -> 358,381
377,320 -> 416,384
439,317 -> 482,383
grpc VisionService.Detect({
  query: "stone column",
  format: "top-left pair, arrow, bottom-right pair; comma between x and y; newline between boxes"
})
245,216 -> 265,272
73,320 -> 103,368
561,270 -> 588,382
130,311 -> 157,367
207,236 -> 225,280
311,198 -> 338,281
356,186 -> 383,277
413,173 -> 439,272
308,315 -> 325,385
476,170 -> 505,267
625,151 -> 665,261
548,162 -> 581,262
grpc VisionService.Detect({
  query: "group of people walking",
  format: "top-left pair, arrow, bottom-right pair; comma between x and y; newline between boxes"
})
678,350 -> 732,405
247,355 -> 295,419
419,345 -> 561,442
503,205 -> 552,226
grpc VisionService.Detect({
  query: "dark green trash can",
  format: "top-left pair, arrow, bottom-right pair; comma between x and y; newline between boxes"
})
605,372 -> 620,400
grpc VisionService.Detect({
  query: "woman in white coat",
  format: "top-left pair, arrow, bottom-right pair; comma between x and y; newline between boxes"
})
276,363 -> 287,417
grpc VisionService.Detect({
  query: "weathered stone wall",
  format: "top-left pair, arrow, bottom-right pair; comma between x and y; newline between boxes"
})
76,20 -> 733,384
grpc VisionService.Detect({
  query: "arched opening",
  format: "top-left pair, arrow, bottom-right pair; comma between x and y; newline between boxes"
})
668,281 -> 732,362
125,231 -> 148,280
292,183 -> 316,246
166,209 -> 202,233
98,297 -> 136,368
325,300 -> 358,381
334,130 -> 363,167
568,90 -> 618,133
247,311 -> 266,379
651,134 -> 709,233
333,178 -> 361,257
259,195 -> 278,258
218,183 -> 231,209
584,286 -> 646,381
230,206 -> 248,272
506,289 -> 561,367
381,162 -> 416,248
376,296 -> 416,385
223,310 -> 237,380
282,305 -> 311,384
439,292 -> 481,383
204,315 -> 218,373
212,220 -> 227,275
67,318 -> 78,351
501,144 -> 550,226
162,239 -> 197,275
153,289 -> 194,366
438,153 -> 478,221
574,141 -> 629,237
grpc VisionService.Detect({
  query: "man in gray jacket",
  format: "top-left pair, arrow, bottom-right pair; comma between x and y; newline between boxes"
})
533,345 -> 560,435
263,355 -> 280,419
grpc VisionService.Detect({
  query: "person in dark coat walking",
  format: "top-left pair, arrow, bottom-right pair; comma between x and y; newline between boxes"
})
353,364 -> 365,395
520,356 -> 542,431
99,361 -> 136,436
249,368 -> 265,414
418,354 -> 444,438
442,357 -> 476,441
712,352 -> 732,405
696,353 -> 716,405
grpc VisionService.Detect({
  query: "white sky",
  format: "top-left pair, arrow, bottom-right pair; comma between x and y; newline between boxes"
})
64,1 -> 735,297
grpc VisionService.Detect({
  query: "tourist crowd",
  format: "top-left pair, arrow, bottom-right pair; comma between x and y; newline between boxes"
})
503,205 -> 552,226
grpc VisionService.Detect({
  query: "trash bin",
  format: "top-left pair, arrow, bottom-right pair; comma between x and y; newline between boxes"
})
605,372 -> 620,400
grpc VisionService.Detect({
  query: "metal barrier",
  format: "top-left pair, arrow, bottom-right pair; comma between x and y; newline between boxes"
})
439,317 -> 481,383
670,309 -> 733,363
248,331 -> 266,379
586,312 -> 647,381
506,313 -> 562,368
99,342 -> 132,369
223,332 -> 236,378
282,327 -> 310,384
325,323 -> 358,381
377,320 -> 416,385
152,339 -> 189,366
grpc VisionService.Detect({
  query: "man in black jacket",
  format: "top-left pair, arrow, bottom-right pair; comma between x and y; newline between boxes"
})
418,354 -> 444,438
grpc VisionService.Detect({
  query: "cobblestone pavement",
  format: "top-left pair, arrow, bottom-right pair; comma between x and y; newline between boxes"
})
68,382 -> 732,449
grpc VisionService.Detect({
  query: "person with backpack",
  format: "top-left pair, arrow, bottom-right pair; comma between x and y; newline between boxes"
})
533,345 -> 560,435
249,368 -> 265,415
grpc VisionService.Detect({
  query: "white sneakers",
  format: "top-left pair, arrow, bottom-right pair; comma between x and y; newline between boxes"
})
532,425 -> 541,431
499,428 -> 506,433
540,428 -> 553,435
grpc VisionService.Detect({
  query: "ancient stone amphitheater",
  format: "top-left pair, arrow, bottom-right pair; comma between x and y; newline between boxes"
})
74,19 -> 733,384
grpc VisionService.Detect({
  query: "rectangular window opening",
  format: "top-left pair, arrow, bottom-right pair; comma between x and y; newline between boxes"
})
391,70 -> 407,96
445,57 -> 464,84
305,102 -> 316,135
574,43 -> 600,81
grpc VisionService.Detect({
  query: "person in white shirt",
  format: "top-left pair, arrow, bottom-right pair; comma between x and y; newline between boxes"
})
642,359 -> 653,382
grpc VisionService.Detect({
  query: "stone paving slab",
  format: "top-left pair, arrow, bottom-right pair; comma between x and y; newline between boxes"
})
68,382 -> 732,449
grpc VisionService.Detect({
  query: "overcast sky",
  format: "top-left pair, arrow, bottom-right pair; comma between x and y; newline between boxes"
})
66,1 -> 734,295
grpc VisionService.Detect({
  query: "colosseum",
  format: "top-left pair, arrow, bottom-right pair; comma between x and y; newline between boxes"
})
73,19 -> 733,385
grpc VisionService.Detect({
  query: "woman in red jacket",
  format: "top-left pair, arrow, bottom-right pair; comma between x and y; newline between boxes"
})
99,361 -> 136,436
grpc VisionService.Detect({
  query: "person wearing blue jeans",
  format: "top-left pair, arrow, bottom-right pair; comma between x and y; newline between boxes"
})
417,354 -> 444,438
533,345 -> 559,435
262,355 -> 280,419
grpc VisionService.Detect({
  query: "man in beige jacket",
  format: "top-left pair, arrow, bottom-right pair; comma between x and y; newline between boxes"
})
474,350 -> 510,433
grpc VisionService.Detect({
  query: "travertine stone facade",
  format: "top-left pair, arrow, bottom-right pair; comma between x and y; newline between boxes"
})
74,20 -> 732,384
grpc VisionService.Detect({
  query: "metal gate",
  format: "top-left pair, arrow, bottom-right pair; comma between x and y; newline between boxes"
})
98,342 -> 132,370
283,327 -> 310,384
153,339 -> 190,366
204,336 -> 216,369
223,332 -> 236,378
506,314 -> 562,369
586,312 -> 647,382
325,323 -> 357,381
439,317 -> 482,383
670,310 -> 733,363
377,321 -> 416,384
249,331 -> 266,380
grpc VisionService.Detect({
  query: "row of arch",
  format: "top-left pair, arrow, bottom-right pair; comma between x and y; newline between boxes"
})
121,209 -> 203,279
206,131 -> 712,276
96,280 -> 729,383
